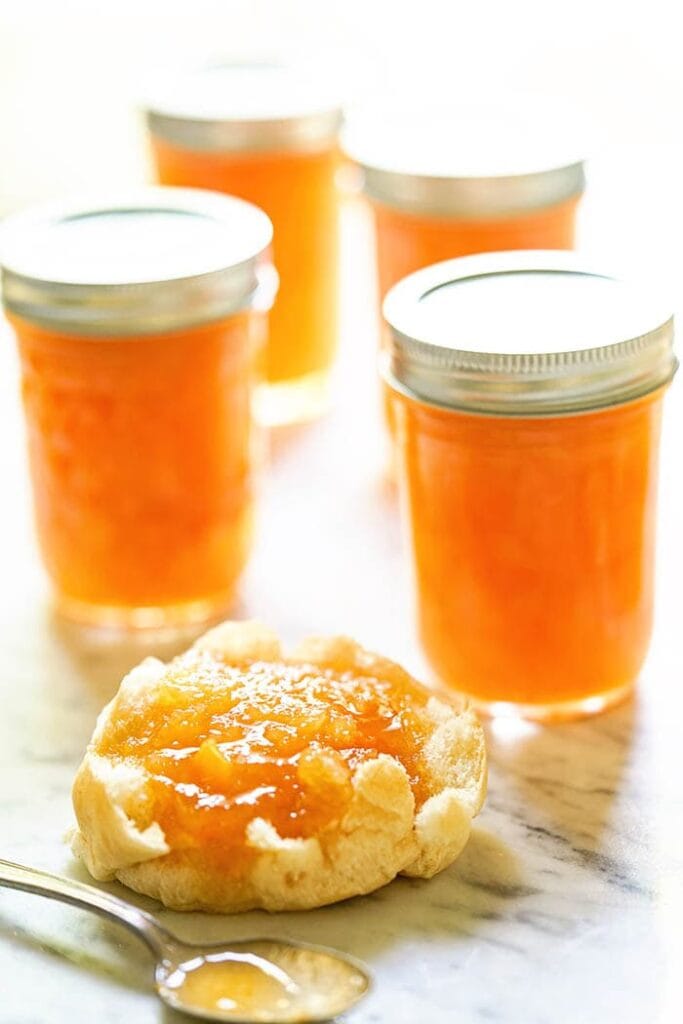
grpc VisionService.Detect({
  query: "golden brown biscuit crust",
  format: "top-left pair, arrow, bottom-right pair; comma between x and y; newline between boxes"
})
71,621 -> 486,912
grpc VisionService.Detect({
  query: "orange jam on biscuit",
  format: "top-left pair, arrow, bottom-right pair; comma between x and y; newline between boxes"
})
95,648 -> 433,864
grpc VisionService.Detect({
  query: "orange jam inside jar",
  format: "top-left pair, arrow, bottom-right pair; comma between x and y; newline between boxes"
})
94,646 -> 433,868
370,197 -> 580,302
384,252 -> 676,721
344,102 -> 586,299
1,188 -> 275,630
145,64 -> 342,426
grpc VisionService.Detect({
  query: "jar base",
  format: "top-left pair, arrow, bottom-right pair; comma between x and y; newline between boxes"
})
255,369 -> 330,426
53,590 -> 237,635
464,680 -> 634,723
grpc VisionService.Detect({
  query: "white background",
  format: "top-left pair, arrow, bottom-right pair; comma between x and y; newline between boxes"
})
0,0 -> 682,203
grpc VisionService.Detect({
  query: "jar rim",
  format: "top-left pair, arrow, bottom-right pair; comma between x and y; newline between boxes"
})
0,187 -> 276,336
342,102 -> 586,217
382,251 -> 676,416
354,163 -> 585,219
144,62 -> 343,154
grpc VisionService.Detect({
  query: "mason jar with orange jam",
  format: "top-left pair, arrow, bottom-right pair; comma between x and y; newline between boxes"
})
384,252 -> 676,721
344,104 -> 586,297
144,64 -> 342,425
1,188 -> 275,630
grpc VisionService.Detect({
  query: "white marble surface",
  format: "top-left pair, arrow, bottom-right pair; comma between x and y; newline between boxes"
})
2,186 -> 683,1024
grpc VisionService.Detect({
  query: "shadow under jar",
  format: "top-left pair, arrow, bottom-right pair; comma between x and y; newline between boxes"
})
384,251 -> 676,722
144,64 -> 342,426
1,188 -> 275,631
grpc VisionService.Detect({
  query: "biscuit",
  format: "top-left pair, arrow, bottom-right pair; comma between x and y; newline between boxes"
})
71,621 -> 486,912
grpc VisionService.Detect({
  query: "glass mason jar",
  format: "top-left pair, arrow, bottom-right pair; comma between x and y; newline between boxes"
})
344,104 -> 586,297
144,64 -> 342,426
344,104 -> 586,439
384,252 -> 676,721
1,188 -> 275,630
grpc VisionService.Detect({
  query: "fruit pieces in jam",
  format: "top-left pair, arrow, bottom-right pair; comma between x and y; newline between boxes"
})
95,647 -> 434,867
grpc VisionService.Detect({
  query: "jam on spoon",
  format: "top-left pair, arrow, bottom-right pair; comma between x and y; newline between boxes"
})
0,858 -> 370,1023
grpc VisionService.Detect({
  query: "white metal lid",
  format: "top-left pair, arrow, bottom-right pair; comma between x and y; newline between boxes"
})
144,63 -> 342,153
343,102 -> 586,218
382,251 -> 676,415
0,187 -> 275,336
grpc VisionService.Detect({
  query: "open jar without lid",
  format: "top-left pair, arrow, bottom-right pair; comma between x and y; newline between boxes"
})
144,63 -> 343,425
383,251 -> 676,721
1,187 -> 275,630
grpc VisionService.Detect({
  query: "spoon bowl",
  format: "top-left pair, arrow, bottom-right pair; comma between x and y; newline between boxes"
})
0,858 -> 371,1023
156,938 -> 370,1022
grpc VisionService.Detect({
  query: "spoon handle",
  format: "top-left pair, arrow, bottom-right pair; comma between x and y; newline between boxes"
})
0,857 -> 168,957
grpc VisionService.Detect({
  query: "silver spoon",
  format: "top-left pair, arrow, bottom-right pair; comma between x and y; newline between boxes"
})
0,858 -> 371,1022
